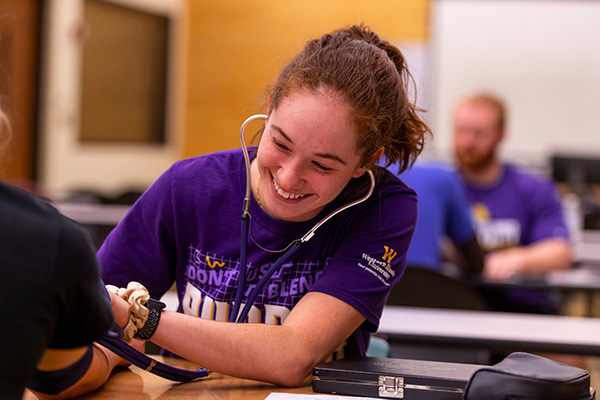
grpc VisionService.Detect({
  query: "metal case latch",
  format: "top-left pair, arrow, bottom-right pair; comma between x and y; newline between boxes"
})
379,375 -> 404,398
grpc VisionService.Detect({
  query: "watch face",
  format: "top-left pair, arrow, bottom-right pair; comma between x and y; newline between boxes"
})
148,298 -> 167,310
135,299 -> 165,341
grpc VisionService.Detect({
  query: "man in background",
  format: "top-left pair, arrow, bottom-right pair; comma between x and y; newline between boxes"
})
452,93 -> 572,313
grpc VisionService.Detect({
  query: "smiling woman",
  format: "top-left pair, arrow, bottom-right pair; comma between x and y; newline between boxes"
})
94,23 -> 430,390
252,90 -> 366,222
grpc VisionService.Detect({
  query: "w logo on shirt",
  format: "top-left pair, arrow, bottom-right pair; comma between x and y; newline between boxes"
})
382,246 -> 397,263
206,255 -> 225,269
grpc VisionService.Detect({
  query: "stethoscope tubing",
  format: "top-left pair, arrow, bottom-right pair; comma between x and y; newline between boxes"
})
229,114 -> 267,322
98,333 -> 210,381
236,241 -> 302,323
99,309 -> 210,381
228,213 -> 249,322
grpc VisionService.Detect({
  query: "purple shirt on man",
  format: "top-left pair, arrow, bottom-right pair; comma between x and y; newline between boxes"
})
460,164 -> 569,250
458,164 -> 570,313
98,148 -> 417,357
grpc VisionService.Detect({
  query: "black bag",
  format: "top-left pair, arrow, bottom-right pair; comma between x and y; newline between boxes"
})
313,356 -> 481,399
312,353 -> 595,399
464,352 -> 595,400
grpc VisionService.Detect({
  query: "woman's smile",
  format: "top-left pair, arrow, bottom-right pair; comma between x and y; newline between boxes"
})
271,177 -> 308,200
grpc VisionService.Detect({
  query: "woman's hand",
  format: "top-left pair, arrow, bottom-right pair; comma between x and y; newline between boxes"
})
107,289 -> 130,328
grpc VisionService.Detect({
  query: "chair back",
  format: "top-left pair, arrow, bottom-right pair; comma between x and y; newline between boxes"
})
387,266 -> 488,311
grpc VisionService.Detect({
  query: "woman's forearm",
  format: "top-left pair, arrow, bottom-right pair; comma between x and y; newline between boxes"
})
152,311 -> 319,386
150,292 -> 364,387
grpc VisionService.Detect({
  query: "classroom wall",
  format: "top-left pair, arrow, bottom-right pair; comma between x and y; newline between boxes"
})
30,1 -> 600,194
427,0 -> 600,169
183,0 -> 429,158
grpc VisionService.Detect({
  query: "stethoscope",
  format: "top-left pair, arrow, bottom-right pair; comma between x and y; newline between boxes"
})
99,114 -> 376,382
229,114 -> 376,323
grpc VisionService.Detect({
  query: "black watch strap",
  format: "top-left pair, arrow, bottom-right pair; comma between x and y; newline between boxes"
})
134,298 -> 166,341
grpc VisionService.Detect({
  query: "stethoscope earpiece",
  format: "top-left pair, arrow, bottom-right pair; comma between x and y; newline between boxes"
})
239,114 -> 269,216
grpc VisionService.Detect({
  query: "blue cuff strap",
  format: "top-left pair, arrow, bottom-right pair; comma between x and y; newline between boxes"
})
29,345 -> 94,395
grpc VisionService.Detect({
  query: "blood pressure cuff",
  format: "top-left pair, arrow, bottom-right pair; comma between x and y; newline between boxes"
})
463,352 -> 595,400
27,283 -> 111,395
29,345 -> 94,395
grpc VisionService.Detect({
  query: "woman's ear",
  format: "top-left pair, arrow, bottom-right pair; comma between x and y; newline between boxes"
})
370,146 -> 385,164
352,146 -> 385,178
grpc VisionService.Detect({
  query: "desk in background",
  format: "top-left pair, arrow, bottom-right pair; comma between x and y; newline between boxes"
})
54,202 -> 130,225
378,306 -> 600,358
577,230 -> 600,265
54,202 -> 130,250
22,357 -> 314,400
465,267 -> 600,317
468,268 -> 600,293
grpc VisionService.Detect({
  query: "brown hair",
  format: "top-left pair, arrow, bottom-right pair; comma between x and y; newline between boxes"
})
268,24 -> 431,177
460,93 -> 506,131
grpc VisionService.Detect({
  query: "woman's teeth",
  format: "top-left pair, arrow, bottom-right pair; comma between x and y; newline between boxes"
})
273,179 -> 306,200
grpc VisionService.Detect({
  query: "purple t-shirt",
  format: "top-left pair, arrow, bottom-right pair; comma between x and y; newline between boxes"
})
98,148 -> 417,357
459,164 -> 569,313
460,164 -> 569,250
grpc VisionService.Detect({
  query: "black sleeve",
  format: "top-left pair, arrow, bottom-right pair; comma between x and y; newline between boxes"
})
50,218 -> 113,349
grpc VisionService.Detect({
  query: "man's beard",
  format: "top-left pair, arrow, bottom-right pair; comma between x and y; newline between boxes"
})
456,148 -> 496,173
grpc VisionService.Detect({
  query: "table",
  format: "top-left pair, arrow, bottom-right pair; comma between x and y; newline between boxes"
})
576,229 -> 600,265
22,357 -> 314,400
378,306 -> 600,357
465,267 -> 600,316
54,202 -> 129,225
468,268 -> 600,293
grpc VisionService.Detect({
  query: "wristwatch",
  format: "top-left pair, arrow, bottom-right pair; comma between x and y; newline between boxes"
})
134,298 -> 166,341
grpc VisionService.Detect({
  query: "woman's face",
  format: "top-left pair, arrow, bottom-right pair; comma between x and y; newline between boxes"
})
254,89 -> 367,222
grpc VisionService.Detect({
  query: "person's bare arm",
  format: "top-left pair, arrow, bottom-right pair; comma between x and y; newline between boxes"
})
28,343 -> 130,400
152,291 -> 366,387
483,238 -> 572,280
28,291 -> 142,400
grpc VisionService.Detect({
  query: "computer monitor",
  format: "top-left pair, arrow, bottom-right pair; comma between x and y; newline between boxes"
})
551,154 -> 600,186
552,154 -> 600,230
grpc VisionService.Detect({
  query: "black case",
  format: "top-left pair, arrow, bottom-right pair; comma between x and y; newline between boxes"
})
312,356 -> 482,399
